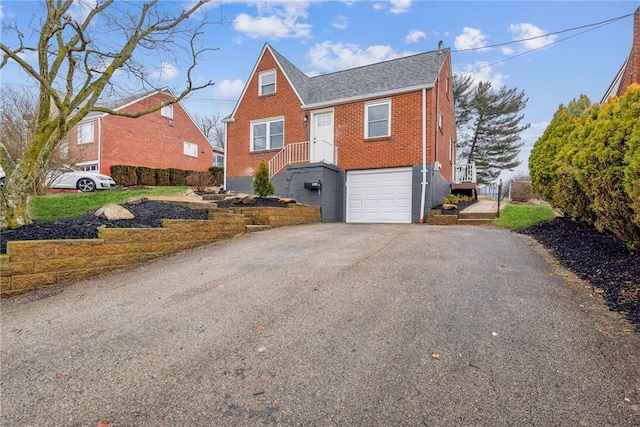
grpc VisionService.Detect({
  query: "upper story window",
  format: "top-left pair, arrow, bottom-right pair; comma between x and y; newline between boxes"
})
161,104 -> 174,119
251,118 -> 284,151
184,141 -> 198,157
259,70 -> 276,96
365,100 -> 391,138
78,122 -> 94,144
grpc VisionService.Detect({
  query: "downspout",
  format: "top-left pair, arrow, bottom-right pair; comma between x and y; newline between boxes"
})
435,41 -> 442,171
223,121 -> 228,191
419,87 -> 427,223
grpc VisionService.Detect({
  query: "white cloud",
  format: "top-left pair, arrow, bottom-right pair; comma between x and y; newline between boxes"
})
307,41 -> 408,73
405,29 -> 426,44
151,62 -> 178,81
69,0 -> 98,22
508,23 -> 557,51
456,61 -> 507,88
455,27 -> 489,51
373,3 -> 385,11
233,2 -> 312,40
501,46 -> 514,55
390,0 -> 412,14
0,5 -> 4,20
213,79 -> 244,100
332,15 -> 348,30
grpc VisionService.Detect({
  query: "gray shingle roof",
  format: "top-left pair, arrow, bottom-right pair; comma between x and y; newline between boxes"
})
268,43 -> 447,106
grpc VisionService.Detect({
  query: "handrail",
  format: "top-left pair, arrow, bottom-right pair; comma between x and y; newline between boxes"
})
268,141 -> 310,177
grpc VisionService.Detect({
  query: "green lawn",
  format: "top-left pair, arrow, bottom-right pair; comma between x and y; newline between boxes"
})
493,204 -> 557,231
28,186 -> 188,221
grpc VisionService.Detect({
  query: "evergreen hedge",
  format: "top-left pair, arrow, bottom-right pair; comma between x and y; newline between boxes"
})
110,165 -> 221,188
529,85 -> 640,250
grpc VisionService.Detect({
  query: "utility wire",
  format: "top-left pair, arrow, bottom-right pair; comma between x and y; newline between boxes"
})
465,20 -> 619,73
452,11 -> 633,54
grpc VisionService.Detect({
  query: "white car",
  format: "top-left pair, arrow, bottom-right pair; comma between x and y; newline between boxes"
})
0,165 -> 116,192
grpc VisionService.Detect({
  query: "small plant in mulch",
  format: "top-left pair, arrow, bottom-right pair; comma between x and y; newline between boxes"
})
252,161 -> 275,197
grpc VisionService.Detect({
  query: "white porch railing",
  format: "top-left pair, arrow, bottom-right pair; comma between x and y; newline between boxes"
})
268,141 -> 310,177
454,163 -> 476,183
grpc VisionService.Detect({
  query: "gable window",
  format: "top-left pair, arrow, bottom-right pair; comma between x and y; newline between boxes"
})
78,122 -> 94,144
161,104 -> 173,119
184,141 -> 198,157
259,70 -> 276,96
365,100 -> 391,138
251,118 -> 284,151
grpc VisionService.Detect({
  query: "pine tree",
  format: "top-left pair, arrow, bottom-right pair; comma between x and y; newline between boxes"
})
453,75 -> 530,184
252,161 -> 275,197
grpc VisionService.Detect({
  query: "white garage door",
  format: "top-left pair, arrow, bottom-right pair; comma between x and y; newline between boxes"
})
346,168 -> 412,223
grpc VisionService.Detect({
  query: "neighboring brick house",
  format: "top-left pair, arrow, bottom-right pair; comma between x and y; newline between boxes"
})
225,43 -> 468,223
602,6 -> 640,102
64,88 -> 215,176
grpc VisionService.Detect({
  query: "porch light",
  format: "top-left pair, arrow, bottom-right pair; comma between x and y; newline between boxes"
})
303,114 -> 308,122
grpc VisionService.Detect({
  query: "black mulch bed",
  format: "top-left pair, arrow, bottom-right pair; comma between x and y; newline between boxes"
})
521,217 -> 640,330
0,201 -> 208,254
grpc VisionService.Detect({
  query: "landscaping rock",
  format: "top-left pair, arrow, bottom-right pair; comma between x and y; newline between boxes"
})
95,204 -> 135,220
126,196 -> 148,205
442,203 -> 458,210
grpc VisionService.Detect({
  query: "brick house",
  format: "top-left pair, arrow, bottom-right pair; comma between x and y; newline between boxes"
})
602,6 -> 640,102
65,88 -> 216,176
225,43 -> 471,223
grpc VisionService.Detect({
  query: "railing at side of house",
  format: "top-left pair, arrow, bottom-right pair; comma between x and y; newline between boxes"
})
268,141 -> 310,177
454,163 -> 476,183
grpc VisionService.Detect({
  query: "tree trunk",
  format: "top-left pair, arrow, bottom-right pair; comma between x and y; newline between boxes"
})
1,174 -> 32,228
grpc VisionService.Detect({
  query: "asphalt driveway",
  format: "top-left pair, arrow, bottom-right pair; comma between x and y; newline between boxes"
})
2,223 -> 639,426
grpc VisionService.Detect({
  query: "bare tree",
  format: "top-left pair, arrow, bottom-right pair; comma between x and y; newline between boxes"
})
0,0 -> 216,228
195,111 -> 225,149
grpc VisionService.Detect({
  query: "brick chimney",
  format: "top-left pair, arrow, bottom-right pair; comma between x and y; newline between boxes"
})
619,6 -> 640,95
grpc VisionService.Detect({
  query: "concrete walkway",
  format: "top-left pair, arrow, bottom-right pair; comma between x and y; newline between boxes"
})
460,199 -> 500,215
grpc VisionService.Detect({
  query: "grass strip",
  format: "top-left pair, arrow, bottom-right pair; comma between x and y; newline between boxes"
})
493,204 -> 556,231
28,186 -> 188,221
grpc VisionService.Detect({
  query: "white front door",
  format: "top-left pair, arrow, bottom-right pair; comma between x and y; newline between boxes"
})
311,110 -> 334,163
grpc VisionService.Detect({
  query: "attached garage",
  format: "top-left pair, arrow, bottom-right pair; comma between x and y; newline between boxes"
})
346,168 -> 413,223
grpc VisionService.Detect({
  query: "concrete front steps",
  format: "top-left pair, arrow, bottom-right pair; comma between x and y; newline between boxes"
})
457,200 -> 499,226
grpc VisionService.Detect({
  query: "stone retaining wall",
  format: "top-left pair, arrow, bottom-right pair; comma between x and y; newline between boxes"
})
1,204 -> 322,298
219,203 -> 322,227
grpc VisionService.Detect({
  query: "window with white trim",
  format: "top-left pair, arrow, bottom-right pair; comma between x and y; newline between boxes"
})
78,163 -> 98,172
161,104 -> 173,119
214,153 -> 224,167
259,70 -> 276,95
251,118 -> 284,151
365,100 -> 391,138
438,111 -> 443,130
78,122 -> 94,144
184,141 -> 198,157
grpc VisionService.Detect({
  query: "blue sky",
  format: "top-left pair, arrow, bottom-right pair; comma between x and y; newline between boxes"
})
1,1 -> 637,178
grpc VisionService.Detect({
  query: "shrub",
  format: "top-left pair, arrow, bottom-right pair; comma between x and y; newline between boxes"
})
136,166 -> 156,186
509,174 -> 533,203
110,165 -> 138,187
168,168 -> 188,186
155,169 -> 170,186
441,194 -> 471,204
209,166 -> 224,186
185,172 -> 214,192
252,160 -> 275,197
